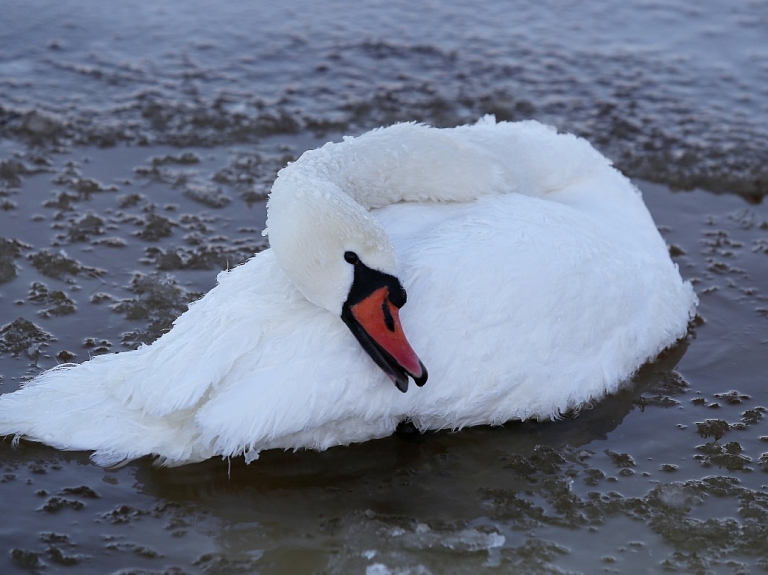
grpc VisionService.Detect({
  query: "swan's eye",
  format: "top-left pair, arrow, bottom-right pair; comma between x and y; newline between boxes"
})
344,251 -> 359,265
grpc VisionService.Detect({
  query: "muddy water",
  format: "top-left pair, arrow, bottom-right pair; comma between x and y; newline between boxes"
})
1,1 -> 767,573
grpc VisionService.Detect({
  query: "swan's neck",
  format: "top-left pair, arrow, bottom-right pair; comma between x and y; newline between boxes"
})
263,120 -> 518,314
278,122 -> 508,210
266,173 -> 397,315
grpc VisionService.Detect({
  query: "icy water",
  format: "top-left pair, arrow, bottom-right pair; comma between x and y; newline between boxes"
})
1,1 -> 767,573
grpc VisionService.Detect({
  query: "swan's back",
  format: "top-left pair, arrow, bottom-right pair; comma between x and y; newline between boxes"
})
380,190 -> 693,426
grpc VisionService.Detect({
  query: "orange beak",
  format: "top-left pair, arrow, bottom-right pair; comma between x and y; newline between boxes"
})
341,267 -> 427,392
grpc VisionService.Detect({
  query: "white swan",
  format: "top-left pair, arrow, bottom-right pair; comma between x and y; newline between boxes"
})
0,118 -> 696,466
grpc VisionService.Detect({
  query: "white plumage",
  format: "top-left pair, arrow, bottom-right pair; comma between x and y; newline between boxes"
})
0,118 -> 696,466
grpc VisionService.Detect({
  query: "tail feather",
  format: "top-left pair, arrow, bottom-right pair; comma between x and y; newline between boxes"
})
0,352 -> 203,466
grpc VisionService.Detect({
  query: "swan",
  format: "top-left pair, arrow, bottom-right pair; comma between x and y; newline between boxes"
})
0,117 -> 697,466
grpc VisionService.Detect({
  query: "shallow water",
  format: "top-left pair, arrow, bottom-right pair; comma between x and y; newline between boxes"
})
1,1 -> 767,573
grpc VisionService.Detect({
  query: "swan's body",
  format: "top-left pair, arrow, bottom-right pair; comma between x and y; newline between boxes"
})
0,118 -> 696,466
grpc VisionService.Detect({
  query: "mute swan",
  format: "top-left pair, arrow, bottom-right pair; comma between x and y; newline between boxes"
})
0,118 -> 697,466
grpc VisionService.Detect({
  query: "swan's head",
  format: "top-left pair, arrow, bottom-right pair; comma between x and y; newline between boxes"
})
266,176 -> 427,392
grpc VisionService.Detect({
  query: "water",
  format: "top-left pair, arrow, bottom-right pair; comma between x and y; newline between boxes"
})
1,1 -> 767,573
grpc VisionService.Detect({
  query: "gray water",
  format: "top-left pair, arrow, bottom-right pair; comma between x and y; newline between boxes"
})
1,1 -> 767,573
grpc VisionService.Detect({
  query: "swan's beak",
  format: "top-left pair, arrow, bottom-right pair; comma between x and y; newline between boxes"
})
341,270 -> 427,393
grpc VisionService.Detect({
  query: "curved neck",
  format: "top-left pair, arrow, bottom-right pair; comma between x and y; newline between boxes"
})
265,119 -> 599,314
276,122 -> 508,211
265,172 -> 398,315
264,122 -> 509,313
